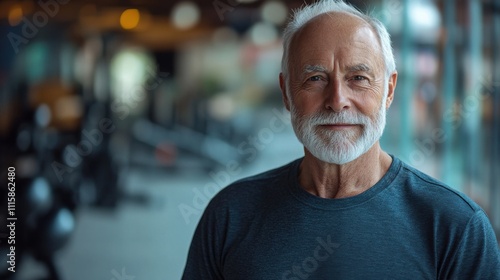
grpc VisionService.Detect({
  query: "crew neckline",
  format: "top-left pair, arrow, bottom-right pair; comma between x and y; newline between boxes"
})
286,155 -> 402,210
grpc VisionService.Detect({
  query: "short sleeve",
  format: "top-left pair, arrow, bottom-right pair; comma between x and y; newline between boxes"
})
182,199 -> 225,280
441,210 -> 500,279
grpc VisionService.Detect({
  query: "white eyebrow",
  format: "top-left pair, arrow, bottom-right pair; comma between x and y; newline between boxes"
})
303,64 -> 328,74
303,64 -> 372,74
346,63 -> 372,73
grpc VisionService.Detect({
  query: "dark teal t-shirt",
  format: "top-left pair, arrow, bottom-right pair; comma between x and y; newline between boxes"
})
183,157 -> 500,279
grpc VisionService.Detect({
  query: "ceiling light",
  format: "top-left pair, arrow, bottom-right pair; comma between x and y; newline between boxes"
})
172,2 -> 200,30
261,1 -> 287,25
120,9 -> 140,30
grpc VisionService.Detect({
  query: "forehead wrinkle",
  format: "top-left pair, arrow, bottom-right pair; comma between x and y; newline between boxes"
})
289,16 -> 385,79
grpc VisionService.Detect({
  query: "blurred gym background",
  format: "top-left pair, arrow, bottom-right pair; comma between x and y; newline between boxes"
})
0,0 -> 499,279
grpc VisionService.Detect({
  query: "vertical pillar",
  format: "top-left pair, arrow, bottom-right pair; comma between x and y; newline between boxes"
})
490,0 -> 500,236
441,0 -> 457,186
399,0 -> 415,163
463,0 -> 483,195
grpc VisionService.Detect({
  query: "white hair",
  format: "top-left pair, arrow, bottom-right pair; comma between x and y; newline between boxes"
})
281,0 -> 396,80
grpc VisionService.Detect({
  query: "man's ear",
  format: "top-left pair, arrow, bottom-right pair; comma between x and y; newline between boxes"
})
279,73 -> 291,111
385,71 -> 398,109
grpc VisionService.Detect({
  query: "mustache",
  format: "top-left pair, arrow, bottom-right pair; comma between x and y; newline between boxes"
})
301,111 -> 371,126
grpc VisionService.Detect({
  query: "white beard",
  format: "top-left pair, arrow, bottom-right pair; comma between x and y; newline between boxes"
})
291,94 -> 387,165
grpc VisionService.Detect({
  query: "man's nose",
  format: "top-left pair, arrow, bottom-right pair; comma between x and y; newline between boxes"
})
324,81 -> 350,112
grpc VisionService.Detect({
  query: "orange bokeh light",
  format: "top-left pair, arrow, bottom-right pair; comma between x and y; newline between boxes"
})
120,8 -> 140,30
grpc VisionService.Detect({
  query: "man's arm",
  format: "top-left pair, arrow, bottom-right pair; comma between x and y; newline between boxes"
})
440,210 -> 500,279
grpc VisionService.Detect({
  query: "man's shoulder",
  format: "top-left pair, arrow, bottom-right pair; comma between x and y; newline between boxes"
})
397,159 -> 483,216
209,158 -> 300,206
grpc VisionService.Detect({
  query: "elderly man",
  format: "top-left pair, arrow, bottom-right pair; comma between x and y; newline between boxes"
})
183,0 -> 500,279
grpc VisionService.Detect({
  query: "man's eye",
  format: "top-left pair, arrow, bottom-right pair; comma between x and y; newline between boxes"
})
308,76 -> 322,82
352,76 -> 367,81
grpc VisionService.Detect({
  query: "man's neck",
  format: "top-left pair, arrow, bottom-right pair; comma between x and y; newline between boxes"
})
298,143 -> 392,199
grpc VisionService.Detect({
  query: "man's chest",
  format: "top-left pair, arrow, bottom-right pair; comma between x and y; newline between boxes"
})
219,216 -> 436,279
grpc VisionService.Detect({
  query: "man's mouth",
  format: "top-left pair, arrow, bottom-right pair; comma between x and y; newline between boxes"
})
317,124 -> 359,130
